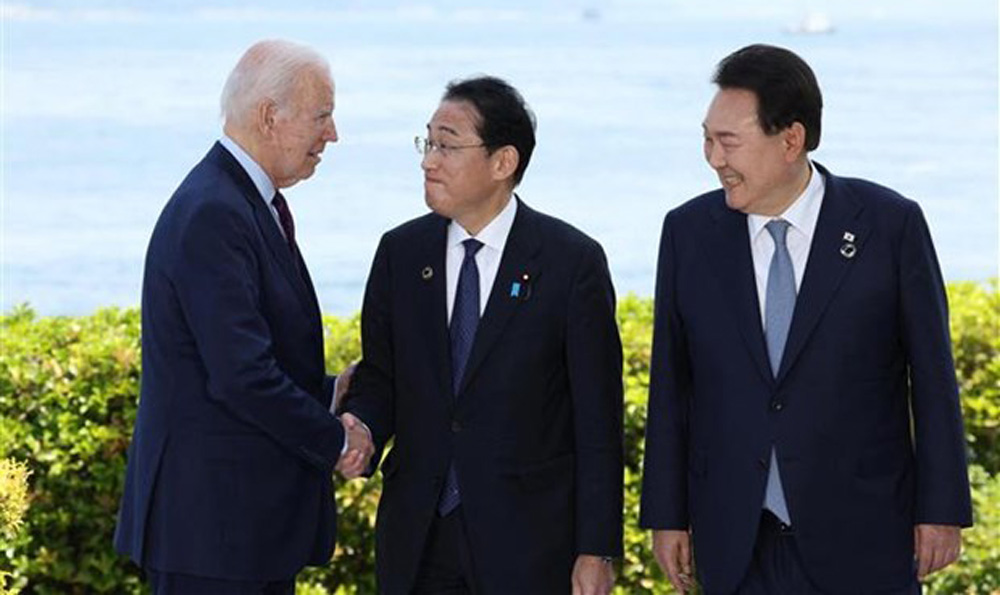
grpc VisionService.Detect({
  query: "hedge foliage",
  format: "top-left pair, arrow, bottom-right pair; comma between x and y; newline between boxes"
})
1,458 -> 31,595
0,281 -> 997,594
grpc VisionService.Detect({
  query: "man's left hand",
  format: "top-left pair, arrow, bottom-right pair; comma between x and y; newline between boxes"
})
571,554 -> 614,595
914,523 -> 962,580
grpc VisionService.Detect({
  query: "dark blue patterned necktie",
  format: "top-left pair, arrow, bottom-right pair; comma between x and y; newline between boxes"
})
438,238 -> 484,516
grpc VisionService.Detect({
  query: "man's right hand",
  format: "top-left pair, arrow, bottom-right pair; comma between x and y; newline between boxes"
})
335,412 -> 373,479
652,529 -> 694,594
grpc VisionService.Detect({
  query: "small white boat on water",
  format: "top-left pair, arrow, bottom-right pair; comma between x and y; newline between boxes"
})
787,11 -> 835,34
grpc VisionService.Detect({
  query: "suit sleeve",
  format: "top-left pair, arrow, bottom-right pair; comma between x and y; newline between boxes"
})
899,202 -> 973,526
342,234 -> 396,461
173,199 -> 345,472
639,212 -> 693,530
565,241 -> 624,557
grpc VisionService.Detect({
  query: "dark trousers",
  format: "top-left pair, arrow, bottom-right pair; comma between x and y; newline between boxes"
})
147,569 -> 296,595
412,507 -> 479,595
731,512 -> 921,595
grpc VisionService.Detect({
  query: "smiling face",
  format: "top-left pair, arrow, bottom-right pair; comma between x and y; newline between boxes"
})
267,67 -> 338,188
421,100 -> 516,234
702,87 -> 808,216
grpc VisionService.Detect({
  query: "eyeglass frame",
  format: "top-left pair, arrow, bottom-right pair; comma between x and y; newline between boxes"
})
414,135 -> 488,158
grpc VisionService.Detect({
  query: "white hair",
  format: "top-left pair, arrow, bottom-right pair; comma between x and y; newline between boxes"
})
220,39 -> 331,126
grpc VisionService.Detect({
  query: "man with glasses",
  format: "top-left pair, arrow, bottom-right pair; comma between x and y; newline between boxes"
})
340,76 -> 624,594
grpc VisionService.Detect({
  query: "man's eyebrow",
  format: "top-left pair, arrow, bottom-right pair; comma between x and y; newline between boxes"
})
702,125 -> 739,140
427,123 -> 461,137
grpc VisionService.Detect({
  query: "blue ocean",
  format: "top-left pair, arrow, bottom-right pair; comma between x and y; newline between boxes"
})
2,0 -> 997,315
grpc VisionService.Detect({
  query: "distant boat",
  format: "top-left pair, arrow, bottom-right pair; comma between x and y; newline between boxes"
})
786,12 -> 835,34
581,7 -> 601,22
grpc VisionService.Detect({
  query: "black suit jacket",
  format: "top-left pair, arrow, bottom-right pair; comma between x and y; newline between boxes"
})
346,199 -> 624,594
639,163 -> 973,594
114,143 -> 345,580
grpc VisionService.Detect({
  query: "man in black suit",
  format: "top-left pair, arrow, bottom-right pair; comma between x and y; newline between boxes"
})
640,44 -> 972,594
114,39 -> 372,594
341,76 -> 624,594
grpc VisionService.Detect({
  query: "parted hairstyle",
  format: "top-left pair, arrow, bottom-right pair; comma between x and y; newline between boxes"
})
443,76 -> 537,186
713,44 -> 823,151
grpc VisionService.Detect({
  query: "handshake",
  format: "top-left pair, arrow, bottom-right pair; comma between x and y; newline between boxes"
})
332,363 -> 374,479
336,412 -> 373,479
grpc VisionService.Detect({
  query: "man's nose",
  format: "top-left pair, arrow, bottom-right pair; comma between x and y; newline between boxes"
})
421,149 -> 439,171
325,118 -> 339,143
705,142 -> 725,169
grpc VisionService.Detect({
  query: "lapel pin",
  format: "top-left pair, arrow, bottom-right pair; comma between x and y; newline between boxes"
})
840,231 -> 857,259
421,266 -> 433,280
512,272 -> 533,301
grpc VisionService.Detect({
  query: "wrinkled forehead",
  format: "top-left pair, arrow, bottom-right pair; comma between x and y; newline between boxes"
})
428,100 -> 482,138
703,88 -> 761,134
290,67 -> 335,107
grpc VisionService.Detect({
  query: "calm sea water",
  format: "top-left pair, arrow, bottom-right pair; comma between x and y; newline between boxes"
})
2,0 -> 997,315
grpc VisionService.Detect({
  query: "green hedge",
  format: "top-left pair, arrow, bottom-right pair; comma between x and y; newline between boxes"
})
1,281 -> 997,594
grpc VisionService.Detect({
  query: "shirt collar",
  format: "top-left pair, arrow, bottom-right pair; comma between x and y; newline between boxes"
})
447,195 -> 518,252
748,160 -> 825,239
219,135 -> 277,203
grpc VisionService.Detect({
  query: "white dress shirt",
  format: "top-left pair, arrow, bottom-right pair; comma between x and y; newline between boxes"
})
747,162 -> 826,324
218,135 -> 286,239
446,196 -> 518,322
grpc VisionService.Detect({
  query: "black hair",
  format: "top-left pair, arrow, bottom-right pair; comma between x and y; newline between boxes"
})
713,44 -> 823,151
443,76 -> 537,185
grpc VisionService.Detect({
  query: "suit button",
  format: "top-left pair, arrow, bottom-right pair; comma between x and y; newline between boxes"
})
451,420 -> 462,433
758,458 -> 767,470
771,401 -> 784,412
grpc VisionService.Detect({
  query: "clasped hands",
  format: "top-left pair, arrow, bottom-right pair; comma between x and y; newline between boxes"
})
332,363 -> 373,479
336,412 -> 373,479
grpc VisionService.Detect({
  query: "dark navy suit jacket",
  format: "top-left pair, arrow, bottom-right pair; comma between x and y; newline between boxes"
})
114,143 -> 345,580
640,163 -> 972,594
345,199 -> 624,594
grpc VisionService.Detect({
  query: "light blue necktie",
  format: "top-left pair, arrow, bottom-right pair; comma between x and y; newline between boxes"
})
764,219 -> 794,525
437,238 -> 483,516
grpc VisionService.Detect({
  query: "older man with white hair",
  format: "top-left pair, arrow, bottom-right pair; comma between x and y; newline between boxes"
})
114,39 -> 372,594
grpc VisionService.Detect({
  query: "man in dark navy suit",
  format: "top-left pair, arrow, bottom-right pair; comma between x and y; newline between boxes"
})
341,76 -> 624,594
114,39 -> 372,594
640,44 -> 972,594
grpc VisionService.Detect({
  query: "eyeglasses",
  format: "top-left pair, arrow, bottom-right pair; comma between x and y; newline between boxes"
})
414,136 -> 486,157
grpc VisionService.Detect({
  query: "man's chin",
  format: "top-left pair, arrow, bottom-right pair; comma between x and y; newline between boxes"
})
723,189 -> 746,212
424,194 -> 452,218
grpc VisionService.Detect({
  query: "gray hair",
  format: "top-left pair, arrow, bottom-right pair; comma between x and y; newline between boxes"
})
220,39 -> 331,125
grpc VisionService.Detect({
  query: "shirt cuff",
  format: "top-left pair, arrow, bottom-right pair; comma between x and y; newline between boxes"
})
329,376 -> 342,413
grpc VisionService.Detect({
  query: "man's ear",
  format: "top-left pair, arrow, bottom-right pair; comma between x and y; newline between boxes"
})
256,99 -> 279,137
783,122 -> 807,162
491,145 -> 519,183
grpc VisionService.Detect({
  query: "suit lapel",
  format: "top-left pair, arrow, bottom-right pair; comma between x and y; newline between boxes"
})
457,198 -> 542,397
296,251 -> 323,326
208,143 -> 320,319
413,216 -> 454,406
705,199 -> 774,386
777,164 -> 867,382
